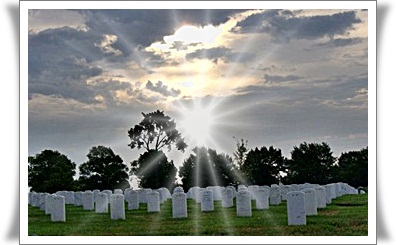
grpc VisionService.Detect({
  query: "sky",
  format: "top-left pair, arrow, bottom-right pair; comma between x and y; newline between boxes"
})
27,8 -> 369,183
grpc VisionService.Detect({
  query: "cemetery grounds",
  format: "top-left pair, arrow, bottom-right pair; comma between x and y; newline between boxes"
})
28,193 -> 368,236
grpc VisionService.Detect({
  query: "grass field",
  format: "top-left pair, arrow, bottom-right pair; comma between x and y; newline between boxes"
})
28,194 -> 368,236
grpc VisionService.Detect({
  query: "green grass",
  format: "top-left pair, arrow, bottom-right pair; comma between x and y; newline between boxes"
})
28,194 -> 368,236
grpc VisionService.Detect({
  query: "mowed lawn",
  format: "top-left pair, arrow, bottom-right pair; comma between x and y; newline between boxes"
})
28,194 -> 368,236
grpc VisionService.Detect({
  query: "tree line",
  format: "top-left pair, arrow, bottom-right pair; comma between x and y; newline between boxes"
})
28,110 -> 368,193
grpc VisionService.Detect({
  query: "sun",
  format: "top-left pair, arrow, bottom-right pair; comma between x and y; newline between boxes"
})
178,102 -> 215,147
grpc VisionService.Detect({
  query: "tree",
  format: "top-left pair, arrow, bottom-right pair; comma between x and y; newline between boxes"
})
335,147 -> 368,188
78,146 -> 130,191
233,137 -> 248,169
128,110 -> 187,152
28,149 -> 76,193
284,142 -> 337,185
241,146 -> 287,186
178,146 -> 238,191
130,150 -> 177,189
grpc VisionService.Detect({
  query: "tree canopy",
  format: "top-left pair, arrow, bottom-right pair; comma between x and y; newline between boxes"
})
335,147 -> 368,187
130,149 -> 177,189
241,146 -> 286,186
178,146 -> 238,190
78,146 -> 130,191
28,149 -> 76,193
128,110 -> 187,152
284,142 -> 337,185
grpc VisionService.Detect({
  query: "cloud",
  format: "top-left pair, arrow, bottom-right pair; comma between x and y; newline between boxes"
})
186,47 -> 253,63
314,38 -> 363,48
233,10 -> 362,42
145,81 -> 181,97
264,74 -> 303,83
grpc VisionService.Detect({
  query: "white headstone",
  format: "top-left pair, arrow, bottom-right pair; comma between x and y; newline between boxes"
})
74,191 -> 83,206
102,190 -> 112,202
114,189 -> 123,195
237,190 -> 252,217
110,194 -> 125,220
172,192 -> 187,218
270,185 -> 282,205
201,190 -> 214,212
255,188 -> 269,209
38,193 -> 49,211
95,192 -> 109,213
286,191 -> 306,225
324,184 -> 334,204
51,195 -> 66,222
82,191 -> 94,210
173,186 -> 184,194
213,186 -> 223,201
125,190 -> 139,210
147,191 -> 160,212
221,187 -> 234,208
248,185 -> 259,200
281,185 -> 291,201
93,189 -> 101,202
65,191 -> 75,205
45,194 -> 54,215
302,188 -> 317,216
315,186 -> 327,209
196,188 -> 205,203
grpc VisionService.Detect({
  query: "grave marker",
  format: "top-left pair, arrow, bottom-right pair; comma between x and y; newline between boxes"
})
286,191 -> 306,225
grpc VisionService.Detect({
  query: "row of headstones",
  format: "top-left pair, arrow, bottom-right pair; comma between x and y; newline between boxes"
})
28,187 -> 173,222
29,182 -> 358,223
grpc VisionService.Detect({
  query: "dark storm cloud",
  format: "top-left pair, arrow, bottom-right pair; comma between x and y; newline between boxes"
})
145,81 -> 181,97
233,10 -> 362,42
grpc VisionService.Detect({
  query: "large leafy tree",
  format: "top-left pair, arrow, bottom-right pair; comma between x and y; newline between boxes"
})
130,150 -> 177,189
128,110 -> 187,152
335,147 -> 368,187
285,142 -> 337,185
28,149 -> 76,193
241,146 -> 287,186
178,146 -> 238,191
78,146 -> 130,191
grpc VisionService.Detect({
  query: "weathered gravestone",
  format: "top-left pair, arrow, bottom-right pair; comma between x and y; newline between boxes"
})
270,185 -> 282,205
110,194 -> 125,220
201,190 -> 214,212
172,192 -> 187,218
51,195 -> 66,222
221,187 -> 234,208
237,190 -> 252,217
125,190 -> 139,210
95,192 -> 109,213
286,191 -> 306,225
302,188 -> 317,216
315,186 -> 327,209
255,188 -> 269,210
82,191 -> 94,210
147,191 -> 160,212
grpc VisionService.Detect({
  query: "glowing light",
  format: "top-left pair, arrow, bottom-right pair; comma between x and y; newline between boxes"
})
179,102 -> 215,146
164,24 -> 223,45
